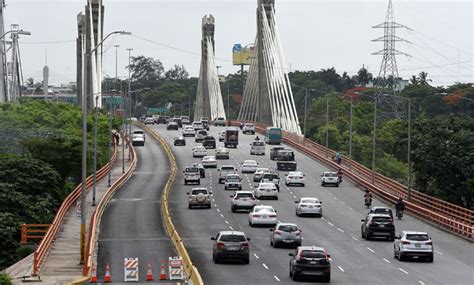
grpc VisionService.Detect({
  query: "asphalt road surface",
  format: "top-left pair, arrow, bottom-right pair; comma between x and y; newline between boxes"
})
96,126 -> 176,283
153,123 -> 473,285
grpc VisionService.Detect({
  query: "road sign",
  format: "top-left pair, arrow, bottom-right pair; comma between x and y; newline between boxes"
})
168,256 -> 184,280
148,107 -> 170,114
124,257 -> 139,282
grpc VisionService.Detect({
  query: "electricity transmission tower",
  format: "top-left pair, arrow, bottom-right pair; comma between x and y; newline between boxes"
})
372,0 -> 410,116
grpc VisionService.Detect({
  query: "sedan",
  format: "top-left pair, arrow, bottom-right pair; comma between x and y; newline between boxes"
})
394,231 -> 433,262
254,182 -> 278,200
215,147 -> 230,159
253,167 -> 270,182
270,222 -> 302,248
295,197 -> 323,217
241,160 -> 258,173
202,155 -> 217,168
248,205 -> 278,227
285,171 -> 305,186
173,137 -> 186,146
182,126 -> 196,137
192,146 -> 207,158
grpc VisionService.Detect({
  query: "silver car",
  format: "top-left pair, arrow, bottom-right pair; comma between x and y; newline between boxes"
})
295,197 -> 323,217
270,222 -> 302,248
211,231 -> 250,264
230,191 -> 257,212
253,167 -> 270,182
394,231 -> 434,262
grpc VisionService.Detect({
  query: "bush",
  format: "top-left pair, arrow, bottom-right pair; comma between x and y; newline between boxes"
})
0,272 -> 12,285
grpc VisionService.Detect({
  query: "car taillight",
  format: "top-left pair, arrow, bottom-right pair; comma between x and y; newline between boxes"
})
402,241 -> 410,245
426,241 -> 432,246
253,214 -> 261,218
274,230 -> 282,235
234,197 -> 240,200
251,197 -> 256,200
295,255 -> 301,262
217,242 -> 225,249
300,205 -> 307,208
241,242 -> 249,249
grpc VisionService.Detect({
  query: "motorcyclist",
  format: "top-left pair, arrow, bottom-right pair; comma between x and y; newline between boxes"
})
395,197 -> 405,218
364,189 -> 372,206
337,168 -> 343,183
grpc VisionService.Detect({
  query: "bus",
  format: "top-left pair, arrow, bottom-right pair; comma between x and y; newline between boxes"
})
264,127 -> 282,145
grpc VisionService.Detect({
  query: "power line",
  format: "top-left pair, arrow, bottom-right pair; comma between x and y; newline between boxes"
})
19,40 -> 75,44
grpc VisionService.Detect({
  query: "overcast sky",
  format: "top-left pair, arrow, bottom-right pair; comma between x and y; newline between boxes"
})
6,0 -> 473,87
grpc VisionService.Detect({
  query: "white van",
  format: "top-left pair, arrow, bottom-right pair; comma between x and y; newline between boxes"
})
250,137 -> 265,155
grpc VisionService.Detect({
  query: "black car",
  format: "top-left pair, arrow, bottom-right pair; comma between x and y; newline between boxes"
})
167,122 -> 179,130
202,136 -> 216,149
174,137 -> 186,146
361,213 -> 395,241
201,120 -> 210,131
156,116 -> 167,124
270,146 -> 285,160
368,206 -> 393,219
172,118 -> 182,128
289,246 -> 331,282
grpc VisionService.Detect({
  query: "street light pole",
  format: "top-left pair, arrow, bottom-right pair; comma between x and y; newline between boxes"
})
92,95 -> 99,206
227,82 -> 230,120
127,48 -> 133,161
108,92 -> 114,187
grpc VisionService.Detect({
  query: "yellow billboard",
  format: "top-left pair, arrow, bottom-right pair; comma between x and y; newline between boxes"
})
232,44 -> 255,65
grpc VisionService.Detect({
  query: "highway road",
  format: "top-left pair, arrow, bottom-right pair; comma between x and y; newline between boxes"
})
96,126 -> 175,283
153,123 -> 473,285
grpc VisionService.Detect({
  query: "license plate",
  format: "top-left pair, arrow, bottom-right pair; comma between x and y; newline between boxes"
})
379,225 -> 385,228
284,239 -> 293,243
227,246 -> 239,251
266,189 -> 271,192
309,205 -> 314,208
242,198 -> 248,201
415,244 -> 421,248
262,215 -> 268,218
310,261 -> 317,264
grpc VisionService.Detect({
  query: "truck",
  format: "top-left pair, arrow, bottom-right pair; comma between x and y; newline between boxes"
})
224,127 -> 239,148
276,149 -> 297,171
264,127 -> 282,145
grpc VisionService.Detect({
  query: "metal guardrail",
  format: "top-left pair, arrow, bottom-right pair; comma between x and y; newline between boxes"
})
21,224 -> 50,244
235,120 -> 473,241
32,143 -> 118,276
142,124 -> 204,285
82,137 -> 137,277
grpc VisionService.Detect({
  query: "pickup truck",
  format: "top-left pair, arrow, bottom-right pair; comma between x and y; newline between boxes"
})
276,149 -> 297,171
218,165 -> 237,184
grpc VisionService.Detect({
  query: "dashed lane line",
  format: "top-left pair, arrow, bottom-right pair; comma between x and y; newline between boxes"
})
351,236 -> 358,241
225,220 -> 229,224
434,250 -> 443,255
327,222 -> 334,227
229,226 -> 234,230
418,281 -> 425,285
274,276 -> 280,282
398,268 -> 409,275
383,258 -> 391,264
337,266 -> 345,272
254,254 -> 259,259
262,263 -> 269,270
337,228 -> 344,233
216,208 -> 220,212
220,214 -> 224,218
367,247 -> 375,253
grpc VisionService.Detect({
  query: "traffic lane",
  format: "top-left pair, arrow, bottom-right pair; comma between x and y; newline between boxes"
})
97,126 -> 175,282
154,126 -> 279,284
159,127 -> 409,284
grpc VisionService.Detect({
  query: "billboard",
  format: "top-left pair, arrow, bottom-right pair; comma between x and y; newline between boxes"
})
232,44 -> 255,65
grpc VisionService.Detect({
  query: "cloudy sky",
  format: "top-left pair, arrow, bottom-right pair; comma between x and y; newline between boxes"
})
6,0 -> 473,87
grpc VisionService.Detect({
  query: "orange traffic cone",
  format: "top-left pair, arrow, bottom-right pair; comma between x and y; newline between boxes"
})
90,262 -> 97,283
146,260 -> 154,281
159,258 -> 167,280
104,262 -> 112,283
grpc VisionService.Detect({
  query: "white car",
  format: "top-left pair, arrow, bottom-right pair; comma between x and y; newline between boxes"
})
132,130 -> 145,141
195,130 -> 208,142
224,174 -> 242,190
215,147 -> 230,159
230,191 -> 257,212
285,171 -> 305,186
250,138 -> 265,155
218,130 -> 225,141
131,134 -> 145,146
241,160 -> 258,173
254,182 -> 278,200
192,146 -> 207,158
295,197 -> 322,217
192,121 -> 204,131
394,231 -> 434,262
201,155 -> 217,168
182,126 -> 196,137
321,171 -> 339,187
144,117 -> 155,125
253,167 -> 270,182
181,116 -> 190,125
248,205 -> 278,227
242,123 -> 255,134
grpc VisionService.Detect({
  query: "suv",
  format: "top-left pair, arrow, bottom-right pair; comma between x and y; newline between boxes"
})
201,119 -> 210,131
224,174 -> 242,190
394,231 -> 434,262
183,166 -> 201,185
202,136 -> 216,149
144,117 -> 155,125
211,231 -> 250,264
171,117 -> 182,128
270,146 -> 285,160
242,123 -> 255,134
180,116 -> 190,125
361,213 -> 395,241
214,117 -> 226,126
167,122 -> 179,130
132,130 -> 146,141
218,165 -> 237,184
230,191 -> 257,212
270,222 -> 302,248
368,206 -> 393,219
321,171 -> 339,187
187,188 -> 212,209
289,246 -> 331,282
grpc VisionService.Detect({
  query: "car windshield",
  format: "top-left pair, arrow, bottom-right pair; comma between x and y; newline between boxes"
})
192,189 -> 207,195
263,174 -> 278,180
406,234 -> 429,241
236,193 -> 253,198
324,173 -> 337,177
253,142 -> 264,146
133,131 -> 144,134
278,225 -> 298,232
244,161 -> 257,165
220,234 -> 246,242
301,198 -> 319,204
300,250 -> 325,258
185,167 -> 199,172
255,207 -> 274,213
373,208 -> 392,214
221,166 -> 235,171
372,216 -> 392,222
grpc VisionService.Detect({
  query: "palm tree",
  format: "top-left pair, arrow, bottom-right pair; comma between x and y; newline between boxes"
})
357,66 -> 372,87
409,75 -> 419,85
418,71 -> 432,86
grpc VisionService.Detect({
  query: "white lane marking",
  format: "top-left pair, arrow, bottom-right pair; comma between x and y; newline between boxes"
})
337,228 -> 344,233
333,197 -> 337,200
262,263 -> 269,270
418,281 -> 425,285
225,220 -> 229,224
383,258 -> 391,264
274,276 -> 280,282
327,222 -> 334,227
351,236 -> 358,241
367,247 -> 375,253
229,226 -> 234,230
220,214 -> 224,218
293,195 -> 297,199
214,204 -> 217,207
398,268 -> 409,275
434,250 -> 443,255
337,266 -> 345,272
216,208 -> 220,212
321,217 -> 325,220
254,253 -> 259,259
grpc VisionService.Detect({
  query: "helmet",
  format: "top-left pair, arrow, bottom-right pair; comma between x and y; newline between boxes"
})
365,189 -> 370,193
398,197 -> 403,202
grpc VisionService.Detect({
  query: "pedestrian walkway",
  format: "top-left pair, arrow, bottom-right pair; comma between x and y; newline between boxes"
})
8,143 -> 133,285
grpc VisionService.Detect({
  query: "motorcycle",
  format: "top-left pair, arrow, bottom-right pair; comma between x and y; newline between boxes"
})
396,209 -> 404,220
337,174 -> 343,184
364,197 -> 372,208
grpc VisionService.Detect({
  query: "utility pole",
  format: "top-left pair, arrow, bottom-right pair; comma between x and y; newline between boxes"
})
92,95 -> 98,206
371,95 -> 378,183
127,48 -> 133,161
325,93 -> 329,157
79,33 -> 87,264
114,45 -> 120,88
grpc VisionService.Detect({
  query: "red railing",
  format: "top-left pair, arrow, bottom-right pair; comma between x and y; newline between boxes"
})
234,121 -> 473,241
32,144 -> 118,275
21,224 -> 50,245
